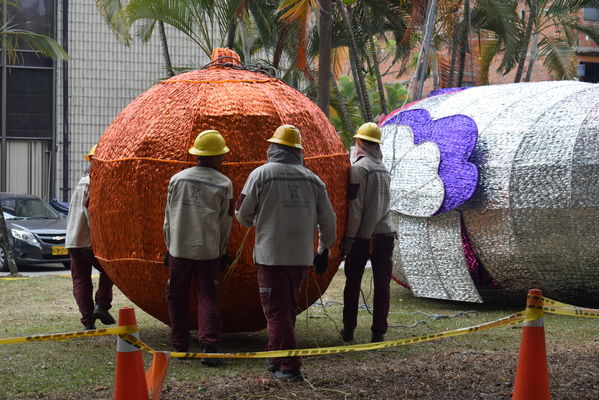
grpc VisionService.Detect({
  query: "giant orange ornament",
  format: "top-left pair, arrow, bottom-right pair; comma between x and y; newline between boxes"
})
89,49 -> 349,332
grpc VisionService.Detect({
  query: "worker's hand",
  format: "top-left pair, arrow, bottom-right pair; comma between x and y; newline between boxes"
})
220,254 -> 232,272
163,252 -> 170,267
313,248 -> 329,275
340,237 -> 354,256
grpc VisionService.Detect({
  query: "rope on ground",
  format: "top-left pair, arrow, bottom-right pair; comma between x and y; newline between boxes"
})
222,227 -> 253,286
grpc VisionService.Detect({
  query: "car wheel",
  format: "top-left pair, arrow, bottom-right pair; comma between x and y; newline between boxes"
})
62,261 -> 71,270
0,246 -> 8,272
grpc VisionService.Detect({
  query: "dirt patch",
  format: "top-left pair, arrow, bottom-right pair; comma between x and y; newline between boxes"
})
165,348 -> 597,400
33,344 -> 598,400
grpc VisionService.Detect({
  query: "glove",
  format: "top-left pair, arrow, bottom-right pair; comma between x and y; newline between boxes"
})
340,237 -> 354,256
220,254 -> 232,272
163,252 -> 170,267
313,248 -> 329,275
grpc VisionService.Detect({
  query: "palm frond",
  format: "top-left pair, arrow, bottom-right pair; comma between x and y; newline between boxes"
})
95,0 -> 132,45
476,37 -> 499,84
134,18 -> 156,42
331,46 -> 348,80
537,36 -> 576,79
471,0 -> 520,73
572,23 -> 599,46
0,29 -> 69,63
125,0 -> 211,55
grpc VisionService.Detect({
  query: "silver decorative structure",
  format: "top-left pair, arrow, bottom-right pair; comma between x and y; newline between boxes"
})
382,81 -> 599,303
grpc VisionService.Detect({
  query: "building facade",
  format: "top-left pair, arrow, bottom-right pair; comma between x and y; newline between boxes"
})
0,0 -> 208,201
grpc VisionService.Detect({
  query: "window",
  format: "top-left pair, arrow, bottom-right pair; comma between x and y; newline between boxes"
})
584,8 -> 599,21
1,68 -> 53,139
7,0 -> 54,39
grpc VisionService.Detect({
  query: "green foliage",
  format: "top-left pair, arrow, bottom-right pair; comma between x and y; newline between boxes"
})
0,0 -> 69,63
330,76 -> 408,147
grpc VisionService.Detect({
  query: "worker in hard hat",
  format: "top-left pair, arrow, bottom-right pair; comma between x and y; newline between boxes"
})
235,124 -> 337,382
340,122 -> 395,343
163,129 -> 233,367
66,144 -> 115,331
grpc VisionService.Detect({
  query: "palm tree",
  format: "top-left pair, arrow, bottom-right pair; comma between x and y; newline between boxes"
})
514,0 -> 537,82
515,0 -> 599,81
470,0 -> 520,84
96,0 -> 175,76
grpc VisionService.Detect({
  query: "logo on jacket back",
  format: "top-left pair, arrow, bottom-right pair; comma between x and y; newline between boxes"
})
282,184 -> 310,209
288,185 -> 299,200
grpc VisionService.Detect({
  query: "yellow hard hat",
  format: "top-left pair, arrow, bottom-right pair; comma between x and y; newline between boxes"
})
84,144 -> 97,161
188,130 -> 230,156
353,122 -> 382,144
267,124 -> 303,149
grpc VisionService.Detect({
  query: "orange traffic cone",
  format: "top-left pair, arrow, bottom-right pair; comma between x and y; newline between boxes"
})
512,289 -> 550,400
114,307 -> 149,400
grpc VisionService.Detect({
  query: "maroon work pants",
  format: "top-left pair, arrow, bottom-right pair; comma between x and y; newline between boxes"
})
257,265 -> 306,372
343,235 -> 394,336
69,247 -> 113,326
166,256 -> 222,351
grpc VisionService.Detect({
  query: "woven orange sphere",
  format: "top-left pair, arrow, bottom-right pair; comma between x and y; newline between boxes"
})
89,49 -> 349,332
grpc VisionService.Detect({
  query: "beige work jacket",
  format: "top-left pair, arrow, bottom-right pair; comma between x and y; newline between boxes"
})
345,156 -> 394,239
163,166 -> 233,260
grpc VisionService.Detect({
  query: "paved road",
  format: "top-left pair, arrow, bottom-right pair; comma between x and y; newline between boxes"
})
1,263 -> 77,277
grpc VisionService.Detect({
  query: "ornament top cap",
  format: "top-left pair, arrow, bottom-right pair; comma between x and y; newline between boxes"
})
210,48 -> 242,69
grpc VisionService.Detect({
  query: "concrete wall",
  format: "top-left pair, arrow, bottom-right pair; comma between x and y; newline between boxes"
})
54,1 -> 210,199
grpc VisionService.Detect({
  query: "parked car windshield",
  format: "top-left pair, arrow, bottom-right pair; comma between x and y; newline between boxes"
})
1,197 -> 60,220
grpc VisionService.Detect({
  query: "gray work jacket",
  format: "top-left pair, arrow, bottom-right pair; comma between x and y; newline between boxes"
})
66,174 -> 92,249
345,156 -> 394,239
236,156 -> 336,266
163,166 -> 233,260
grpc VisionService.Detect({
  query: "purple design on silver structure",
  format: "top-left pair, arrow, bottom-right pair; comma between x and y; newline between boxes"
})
382,108 -> 478,214
428,87 -> 468,97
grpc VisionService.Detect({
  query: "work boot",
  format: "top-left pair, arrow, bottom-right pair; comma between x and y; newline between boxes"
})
83,321 -> 96,330
200,344 -> 223,367
340,328 -> 354,342
371,332 -> 385,343
266,358 -> 278,373
93,304 -> 116,325
274,367 -> 303,382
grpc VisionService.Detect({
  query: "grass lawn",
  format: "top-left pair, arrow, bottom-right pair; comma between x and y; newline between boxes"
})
0,269 -> 597,399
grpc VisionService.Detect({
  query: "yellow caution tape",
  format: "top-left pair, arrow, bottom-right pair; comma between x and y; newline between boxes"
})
1,295 -> 595,354
120,312 -> 526,359
0,325 -> 138,345
0,277 -> 29,280
523,294 -> 545,322
541,297 -> 599,318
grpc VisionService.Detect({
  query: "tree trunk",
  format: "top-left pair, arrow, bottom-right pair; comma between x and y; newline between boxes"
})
448,28 -> 459,87
318,0 -> 332,117
457,0 -> 470,87
226,19 -> 237,49
432,52 -> 439,90
524,31 -> 539,82
158,21 -> 175,77
239,19 -> 251,62
0,212 -> 20,276
414,0 -> 437,100
365,4 -> 387,115
514,0 -> 536,83
332,78 -> 354,134
337,1 -> 372,121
